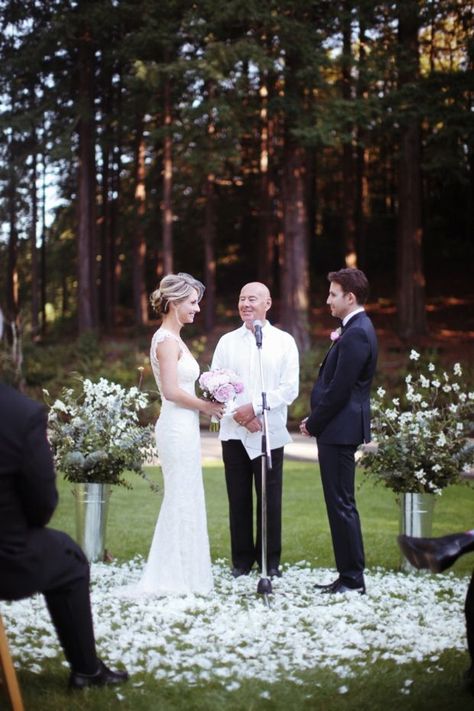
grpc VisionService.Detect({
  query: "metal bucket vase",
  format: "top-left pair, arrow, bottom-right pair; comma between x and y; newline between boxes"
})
399,492 -> 436,573
74,483 -> 112,562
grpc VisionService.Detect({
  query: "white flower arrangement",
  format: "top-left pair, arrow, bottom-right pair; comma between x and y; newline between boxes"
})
46,377 -> 156,488
362,351 -> 474,494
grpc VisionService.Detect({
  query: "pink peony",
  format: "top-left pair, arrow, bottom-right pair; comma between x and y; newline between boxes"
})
213,383 -> 235,403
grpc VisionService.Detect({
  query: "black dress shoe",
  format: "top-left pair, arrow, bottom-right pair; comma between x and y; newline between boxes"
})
231,567 -> 251,578
314,578 -> 340,590
69,659 -> 129,690
267,567 -> 282,578
321,579 -> 366,595
397,532 -> 474,573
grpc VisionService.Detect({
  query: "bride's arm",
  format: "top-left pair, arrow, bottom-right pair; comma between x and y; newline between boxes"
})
156,339 -> 223,418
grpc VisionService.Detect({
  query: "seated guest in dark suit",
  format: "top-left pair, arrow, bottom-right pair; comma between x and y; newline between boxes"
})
0,382 -> 128,689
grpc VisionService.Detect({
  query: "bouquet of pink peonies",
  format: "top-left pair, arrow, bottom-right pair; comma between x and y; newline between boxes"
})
199,368 -> 244,431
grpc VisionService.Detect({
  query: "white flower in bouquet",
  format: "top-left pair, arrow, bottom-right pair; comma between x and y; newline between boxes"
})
362,352 -> 474,494
46,377 -> 156,488
198,368 -> 244,431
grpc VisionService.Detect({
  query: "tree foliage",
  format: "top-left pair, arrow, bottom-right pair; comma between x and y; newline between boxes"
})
0,0 -> 472,347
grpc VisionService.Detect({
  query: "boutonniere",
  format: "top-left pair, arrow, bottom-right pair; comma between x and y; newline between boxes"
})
330,327 -> 342,342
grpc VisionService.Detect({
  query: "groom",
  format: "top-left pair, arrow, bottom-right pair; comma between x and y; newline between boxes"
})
211,282 -> 299,578
300,268 -> 377,594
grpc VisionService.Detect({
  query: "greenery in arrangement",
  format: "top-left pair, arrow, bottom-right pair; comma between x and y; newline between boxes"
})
362,351 -> 474,494
46,377 -> 156,488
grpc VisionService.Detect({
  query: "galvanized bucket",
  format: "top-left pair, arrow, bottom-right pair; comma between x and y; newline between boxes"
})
74,483 -> 111,562
399,492 -> 436,573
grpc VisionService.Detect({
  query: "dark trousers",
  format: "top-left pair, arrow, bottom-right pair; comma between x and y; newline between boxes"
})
221,440 -> 284,570
0,529 -> 98,675
317,441 -> 365,588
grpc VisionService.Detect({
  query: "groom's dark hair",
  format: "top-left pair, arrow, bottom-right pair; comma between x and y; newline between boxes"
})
328,268 -> 369,305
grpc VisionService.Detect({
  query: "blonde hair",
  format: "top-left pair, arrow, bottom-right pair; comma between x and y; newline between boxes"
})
150,272 -> 205,315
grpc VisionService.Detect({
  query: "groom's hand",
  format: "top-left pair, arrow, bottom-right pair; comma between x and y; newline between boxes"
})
299,417 -> 310,436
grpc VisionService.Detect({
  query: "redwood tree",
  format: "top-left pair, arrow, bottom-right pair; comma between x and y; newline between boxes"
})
396,0 -> 427,338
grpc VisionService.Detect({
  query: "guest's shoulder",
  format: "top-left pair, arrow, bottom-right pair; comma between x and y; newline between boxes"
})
0,383 -> 44,421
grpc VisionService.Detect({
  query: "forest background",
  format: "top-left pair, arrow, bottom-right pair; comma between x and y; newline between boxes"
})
0,0 -> 473,408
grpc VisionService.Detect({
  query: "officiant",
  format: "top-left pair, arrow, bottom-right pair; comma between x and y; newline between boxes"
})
211,282 -> 299,579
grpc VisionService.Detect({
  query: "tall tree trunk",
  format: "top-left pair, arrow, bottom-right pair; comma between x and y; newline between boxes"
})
162,79 -> 173,275
202,81 -> 216,332
40,149 -> 47,335
258,78 -> 277,289
396,0 -> 427,338
6,155 -> 19,324
77,27 -> 97,333
281,139 -> 310,352
133,123 -> 149,327
203,175 -> 216,333
355,7 -> 368,270
99,138 -> 112,329
98,59 -> 113,330
341,0 -> 357,267
108,67 -> 123,327
30,134 -> 40,338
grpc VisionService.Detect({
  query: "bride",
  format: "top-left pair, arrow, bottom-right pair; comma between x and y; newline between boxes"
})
137,272 -> 224,595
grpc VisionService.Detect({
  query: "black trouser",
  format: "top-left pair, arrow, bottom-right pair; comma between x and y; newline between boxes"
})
317,441 -> 365,588
222,440 -> 284,570
1,529 -> 98,675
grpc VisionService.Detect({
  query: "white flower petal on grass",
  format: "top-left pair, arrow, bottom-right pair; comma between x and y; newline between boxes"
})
0,560 -> 468,688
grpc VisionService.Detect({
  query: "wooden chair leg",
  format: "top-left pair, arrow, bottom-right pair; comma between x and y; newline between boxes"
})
0,614 -> 25,711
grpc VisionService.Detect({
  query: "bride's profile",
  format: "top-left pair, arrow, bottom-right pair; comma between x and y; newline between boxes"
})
135,272 -> 224,595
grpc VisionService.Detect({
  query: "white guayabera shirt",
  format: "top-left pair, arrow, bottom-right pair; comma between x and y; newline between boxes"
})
211,321 -> 299,460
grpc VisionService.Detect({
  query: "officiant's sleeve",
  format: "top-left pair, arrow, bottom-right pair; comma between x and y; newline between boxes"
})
17,407 -> 58,527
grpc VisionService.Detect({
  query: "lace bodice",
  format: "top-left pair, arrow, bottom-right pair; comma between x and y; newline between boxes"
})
150,328 -> 199,400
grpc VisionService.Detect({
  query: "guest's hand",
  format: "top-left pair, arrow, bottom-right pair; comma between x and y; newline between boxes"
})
299,417 -> 310,436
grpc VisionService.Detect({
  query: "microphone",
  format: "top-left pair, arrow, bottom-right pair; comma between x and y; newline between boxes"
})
253,320 -> 263,348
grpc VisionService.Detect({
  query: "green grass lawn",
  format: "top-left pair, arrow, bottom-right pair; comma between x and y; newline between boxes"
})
51,460 -> 474,576
6,462 -> 474,711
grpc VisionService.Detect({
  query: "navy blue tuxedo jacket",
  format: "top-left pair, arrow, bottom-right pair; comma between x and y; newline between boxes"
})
306,311 -> 378,444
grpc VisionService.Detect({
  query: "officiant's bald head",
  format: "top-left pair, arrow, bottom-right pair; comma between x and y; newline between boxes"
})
238,282 -> 271,328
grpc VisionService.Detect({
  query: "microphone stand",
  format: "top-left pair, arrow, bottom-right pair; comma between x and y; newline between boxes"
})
255,332 -> 273,606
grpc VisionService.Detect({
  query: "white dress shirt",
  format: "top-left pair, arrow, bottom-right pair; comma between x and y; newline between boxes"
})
211,321 -> 299,460
342,307 -> 365,327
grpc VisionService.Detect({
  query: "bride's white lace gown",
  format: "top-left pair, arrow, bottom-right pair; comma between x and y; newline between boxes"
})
137,328 -> 213,595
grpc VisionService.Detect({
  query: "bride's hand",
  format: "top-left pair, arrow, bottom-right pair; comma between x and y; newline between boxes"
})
202,400 -> 225,419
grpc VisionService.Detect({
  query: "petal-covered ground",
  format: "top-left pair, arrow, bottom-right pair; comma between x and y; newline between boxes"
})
1,559 -> 468,689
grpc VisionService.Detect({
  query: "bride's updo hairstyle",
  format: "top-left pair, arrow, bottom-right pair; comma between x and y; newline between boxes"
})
150,272 -> 205,316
